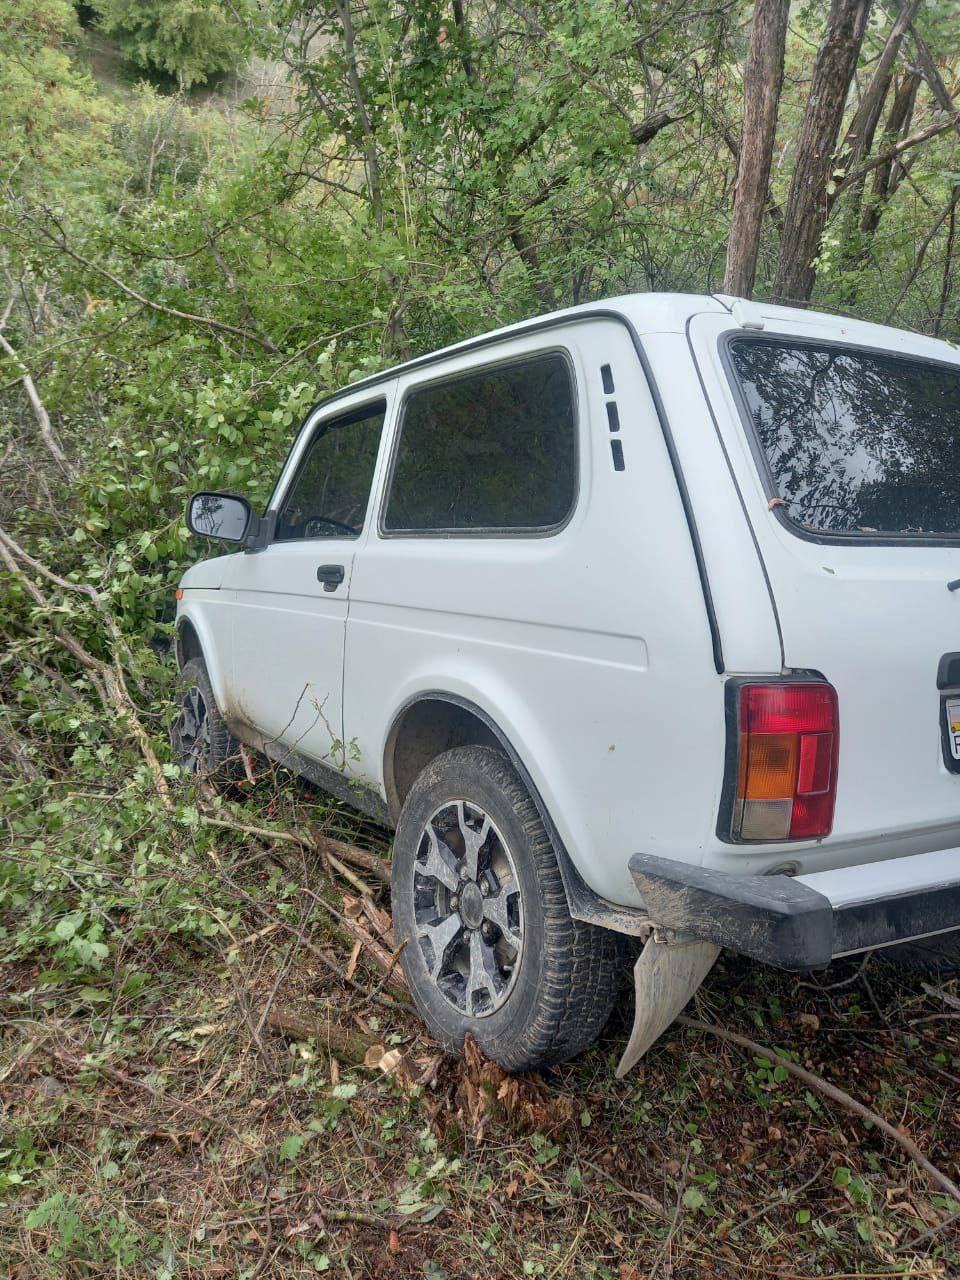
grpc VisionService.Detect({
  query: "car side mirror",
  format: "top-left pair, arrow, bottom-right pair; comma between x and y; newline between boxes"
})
186,492 -> 258,544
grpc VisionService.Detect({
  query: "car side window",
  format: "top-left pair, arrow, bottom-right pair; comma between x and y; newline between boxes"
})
275,401 -> 386,541
383,352 -> 576,533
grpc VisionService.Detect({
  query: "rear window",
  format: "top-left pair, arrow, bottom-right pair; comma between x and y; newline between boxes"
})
729,338 -> 960,538
383,353 -> 576,533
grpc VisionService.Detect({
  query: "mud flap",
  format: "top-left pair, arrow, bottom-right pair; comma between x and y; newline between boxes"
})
615,935 -> 720,1078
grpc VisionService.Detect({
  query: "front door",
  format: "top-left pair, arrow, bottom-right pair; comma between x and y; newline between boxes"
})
225,391 -> 393,769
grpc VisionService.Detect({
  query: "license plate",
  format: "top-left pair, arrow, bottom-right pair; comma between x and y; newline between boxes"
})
947,698 -> 960,761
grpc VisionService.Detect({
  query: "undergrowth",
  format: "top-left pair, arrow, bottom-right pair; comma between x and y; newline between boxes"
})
3,732 -> 960,1276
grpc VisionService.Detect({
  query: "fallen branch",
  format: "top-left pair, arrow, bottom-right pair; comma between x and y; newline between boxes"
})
0,713 -> 40,781
319,847 -> 372,897
0,328 -> 71,476
263,1005 -> 380,1065
0,529 -> 171,807
200,810 -> 388,896
897,1205 -> 960,1253
200,811 -> 407,992
332,901 -> 406,993
576,1154 -> 670,1220
200,813 -> 308,848
676,1015 -> 960,1208
313,831 -> 391,885
218,870 -> 412,1013
921,982 -> 960,1013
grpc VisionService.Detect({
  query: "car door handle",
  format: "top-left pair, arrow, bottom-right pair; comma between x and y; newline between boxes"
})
316,564 -> 345,591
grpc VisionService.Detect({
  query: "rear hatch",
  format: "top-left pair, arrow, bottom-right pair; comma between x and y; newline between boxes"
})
690,305 -> 960,863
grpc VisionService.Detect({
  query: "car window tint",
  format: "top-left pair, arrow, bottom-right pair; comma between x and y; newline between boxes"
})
384,353 -> 576,532
730,338 -> 960,537
275,402 -> 385,541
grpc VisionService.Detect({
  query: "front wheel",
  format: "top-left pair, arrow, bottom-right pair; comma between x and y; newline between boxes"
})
391,745 -> 624,1072
170,656 -> 239,781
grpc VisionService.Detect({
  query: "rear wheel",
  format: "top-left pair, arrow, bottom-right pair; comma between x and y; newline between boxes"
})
171,656 -> 239,780
391,745 -> 624,1071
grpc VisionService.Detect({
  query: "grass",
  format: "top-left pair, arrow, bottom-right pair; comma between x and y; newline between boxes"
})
2,771 -> 959,1278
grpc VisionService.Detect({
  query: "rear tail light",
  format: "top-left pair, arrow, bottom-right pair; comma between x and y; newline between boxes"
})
728,682 -> 838,841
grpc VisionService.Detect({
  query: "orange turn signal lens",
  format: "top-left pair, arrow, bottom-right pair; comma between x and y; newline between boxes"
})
175,589 -> 184,601
740,733 -> 799,801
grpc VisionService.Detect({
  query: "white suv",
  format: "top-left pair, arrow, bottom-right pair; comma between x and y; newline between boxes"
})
174,292 -> 960,1074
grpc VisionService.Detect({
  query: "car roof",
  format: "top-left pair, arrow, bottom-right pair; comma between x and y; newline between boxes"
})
308,291 -> 959,414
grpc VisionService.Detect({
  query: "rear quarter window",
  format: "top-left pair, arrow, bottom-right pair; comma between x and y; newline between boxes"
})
728,337 -> 960,539
383,352 -> 576,534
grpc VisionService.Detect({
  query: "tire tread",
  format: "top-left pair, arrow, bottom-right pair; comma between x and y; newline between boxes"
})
398,744 -> 624,1072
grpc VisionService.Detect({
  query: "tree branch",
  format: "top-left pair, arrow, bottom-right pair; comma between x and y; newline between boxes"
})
0,528 -> 171,808
0,325 -> 72,476
20,218 -> 279,352
833,113 -> 959,196
677,1015 -> 960,1208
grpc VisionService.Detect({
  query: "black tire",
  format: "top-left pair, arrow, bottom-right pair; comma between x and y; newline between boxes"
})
882,930 -> 960,973
171,656 -> 240,781
391,745 -> 625,1072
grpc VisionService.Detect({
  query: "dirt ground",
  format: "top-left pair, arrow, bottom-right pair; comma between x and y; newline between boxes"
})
3,792 -> 959,1279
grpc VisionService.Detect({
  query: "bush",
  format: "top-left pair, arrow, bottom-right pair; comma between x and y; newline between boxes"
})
92,0 -> 257,88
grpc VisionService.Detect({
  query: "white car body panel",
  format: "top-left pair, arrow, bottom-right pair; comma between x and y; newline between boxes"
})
687,306 -> 960,872
346,320 -> 720,905
176,291 -> 960,917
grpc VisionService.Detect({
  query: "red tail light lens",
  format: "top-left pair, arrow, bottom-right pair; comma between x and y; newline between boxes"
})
731,682 -> 838,841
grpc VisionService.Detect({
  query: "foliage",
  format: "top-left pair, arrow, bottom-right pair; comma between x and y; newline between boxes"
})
92,0 -> 260,88
1,1 -> 119,198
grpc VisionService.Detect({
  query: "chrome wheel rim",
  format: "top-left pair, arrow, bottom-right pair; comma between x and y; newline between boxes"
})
412,800 -> 523,1017
173,684 -> 210,773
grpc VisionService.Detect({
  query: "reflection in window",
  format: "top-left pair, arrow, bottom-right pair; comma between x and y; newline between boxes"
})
730,339 -> 960,537
384,354 -> 576,532
190,494 -> 248,540
276,402 -> 385,541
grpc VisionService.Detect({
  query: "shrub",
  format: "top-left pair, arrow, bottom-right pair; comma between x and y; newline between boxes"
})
92,0 -> 257,88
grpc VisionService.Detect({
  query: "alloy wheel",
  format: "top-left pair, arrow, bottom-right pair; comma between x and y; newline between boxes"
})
411,799 -> 523,1017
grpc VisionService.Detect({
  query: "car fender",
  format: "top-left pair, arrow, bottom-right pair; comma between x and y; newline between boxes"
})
380,661 -> 640,912
175,595 -> 232,716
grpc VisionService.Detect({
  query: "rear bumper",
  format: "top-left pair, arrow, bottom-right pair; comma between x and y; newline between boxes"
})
629,847 -> 960,970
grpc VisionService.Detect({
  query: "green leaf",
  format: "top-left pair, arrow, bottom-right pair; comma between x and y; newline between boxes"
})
53,912 -> 82,940
279,1133 -> 308,1162
682,1186 -> 707,1211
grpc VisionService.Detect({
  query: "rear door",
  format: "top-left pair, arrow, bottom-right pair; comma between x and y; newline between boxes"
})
690,309 -> 960,861
224,389 -> 395,767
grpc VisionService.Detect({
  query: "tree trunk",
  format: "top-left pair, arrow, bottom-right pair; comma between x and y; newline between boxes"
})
836,0 -> 919,174
772,0 -> 873,305
935,188 -> 959,337
723,0 -> 790,298
859,69 -> 919,236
